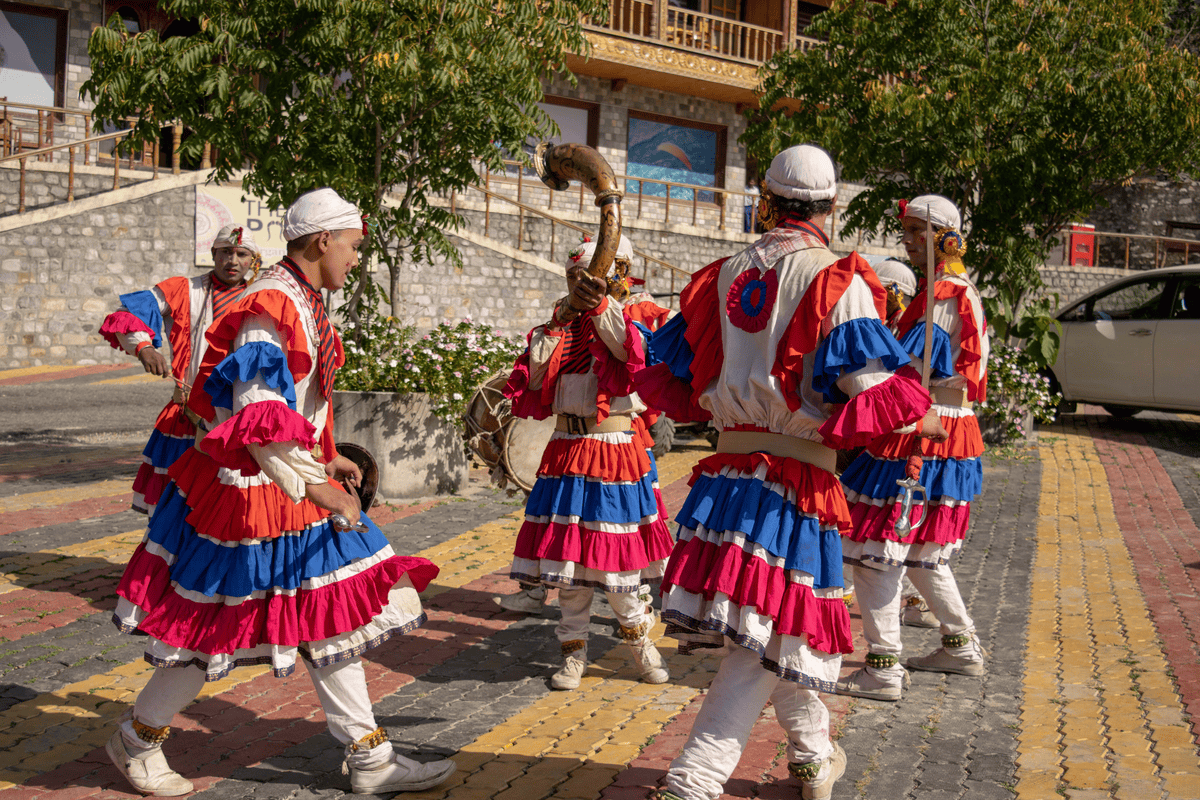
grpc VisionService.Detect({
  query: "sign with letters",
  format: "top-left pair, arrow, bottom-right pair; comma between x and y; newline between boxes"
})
195,186 -> 287,265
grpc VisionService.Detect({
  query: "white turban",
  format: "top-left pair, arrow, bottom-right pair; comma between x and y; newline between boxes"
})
871,257 -> 918,297
901,194 -> 962,233
565,234 -> 634,271
762,144 -> 837,202
282,188 -> 363,242
211,225 -> 260,255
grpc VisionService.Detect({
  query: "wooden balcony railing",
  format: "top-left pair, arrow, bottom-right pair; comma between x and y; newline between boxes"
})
1,124 -> 195,214
589,0 -> 821,64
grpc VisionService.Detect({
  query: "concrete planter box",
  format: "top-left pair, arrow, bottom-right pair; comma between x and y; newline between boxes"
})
332,390 -> 468,500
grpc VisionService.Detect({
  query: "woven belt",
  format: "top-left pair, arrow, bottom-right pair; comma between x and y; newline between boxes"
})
931,387 -> 971,408
556,414 -> 633,434
716,430 -> 837,474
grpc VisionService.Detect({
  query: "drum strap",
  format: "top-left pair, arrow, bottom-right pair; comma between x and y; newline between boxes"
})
555,414 -> 634,435
716,430 -> 837,474
931,386 -> 971,407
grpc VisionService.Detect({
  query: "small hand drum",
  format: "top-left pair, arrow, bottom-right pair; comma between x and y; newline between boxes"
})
335,441 -> 379,511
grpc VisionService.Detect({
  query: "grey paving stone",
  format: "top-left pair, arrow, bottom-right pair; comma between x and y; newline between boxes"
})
834,452 -> 1037,798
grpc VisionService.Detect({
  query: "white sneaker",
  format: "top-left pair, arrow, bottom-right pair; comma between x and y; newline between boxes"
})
106,728 -> 193,797
625,636 -> 669,684
550,650 -> 588,690
900,596 -> 939,628
835,666 -> 908,702
496,585 -> 548,614
907,635 -> 987,676
349,753 -> 457,794
791,742 -> 847,800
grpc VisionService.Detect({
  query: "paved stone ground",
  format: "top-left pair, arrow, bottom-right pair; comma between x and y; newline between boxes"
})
0,366 -> 1197,800
833,452 -> 1038,800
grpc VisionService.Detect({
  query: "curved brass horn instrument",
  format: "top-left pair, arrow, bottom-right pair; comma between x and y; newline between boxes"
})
533,141 -> 623,324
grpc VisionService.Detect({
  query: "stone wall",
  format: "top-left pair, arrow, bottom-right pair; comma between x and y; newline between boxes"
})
1038,265 -> 1132,309
0,164 -> 149,216
0,186 -> 195,367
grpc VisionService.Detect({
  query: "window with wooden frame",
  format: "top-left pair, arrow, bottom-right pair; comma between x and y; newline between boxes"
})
538,95 -> 600,149
625,110 -> 726,204
0,1 -> 68,109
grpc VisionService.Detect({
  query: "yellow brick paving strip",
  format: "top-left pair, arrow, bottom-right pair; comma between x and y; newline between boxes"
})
0,366 -> 79,381
0,528 -> 143,595
411,446 -> 710,800
0,444 -> 706,793
416,634 -> 718,800
1017,428 -> 1197,799
0,481 -> 130,515
90,373 -> 164,386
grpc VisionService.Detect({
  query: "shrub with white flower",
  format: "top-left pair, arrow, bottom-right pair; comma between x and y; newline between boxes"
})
335,312 -> 524,423
976,344 -> 1060,443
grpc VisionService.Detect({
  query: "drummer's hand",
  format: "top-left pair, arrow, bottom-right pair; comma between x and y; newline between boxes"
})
918,409 -> 948,442
306,481 -> 361,527
325,455 -> 362,488
570,272 -> 607,311
138,346 -> 170,377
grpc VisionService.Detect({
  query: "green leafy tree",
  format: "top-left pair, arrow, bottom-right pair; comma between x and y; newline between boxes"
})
82,0 -> 606,323
747,0 -> 1200,366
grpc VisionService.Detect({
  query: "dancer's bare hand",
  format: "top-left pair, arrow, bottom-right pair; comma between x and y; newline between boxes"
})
138,346 -> 169,377
306,481 -> 361,526
918,410 -> 948,442
325,455 -> 362,487
570,272 -> 607,311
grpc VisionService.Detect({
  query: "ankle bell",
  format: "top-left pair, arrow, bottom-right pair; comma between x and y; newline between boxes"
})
341,727 -> 391,775
561,639 -> 587,657
865,652 -> 900,670
619,621 -> 651,642
941,633 -> 972,649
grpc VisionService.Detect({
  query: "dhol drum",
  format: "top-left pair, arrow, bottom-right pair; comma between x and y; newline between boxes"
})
463,371 -> 555,496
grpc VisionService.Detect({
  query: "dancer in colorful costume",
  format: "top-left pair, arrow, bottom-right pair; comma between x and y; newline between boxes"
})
99,226 -> 259,515
837,195 -> 989,703
503,233 -> 675,690
106,189 -> 455,797
637,145 -> 937,800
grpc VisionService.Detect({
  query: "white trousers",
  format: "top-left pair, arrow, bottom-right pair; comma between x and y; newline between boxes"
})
853,561 -> 973,658
665,646 -> 833,800
125,657 -> 392,767
555,584 -> 651,643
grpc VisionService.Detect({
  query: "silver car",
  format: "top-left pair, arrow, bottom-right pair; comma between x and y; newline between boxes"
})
1047,265 -> 1200,418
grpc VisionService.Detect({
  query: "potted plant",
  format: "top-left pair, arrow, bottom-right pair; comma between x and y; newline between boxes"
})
976,343 -> 1060,444
332,282 -> 523,499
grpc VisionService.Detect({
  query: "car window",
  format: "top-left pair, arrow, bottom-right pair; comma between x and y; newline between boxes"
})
1060,302 -> 1088,322
1168,277 -> 1200,320
1090,279 -> 1168,321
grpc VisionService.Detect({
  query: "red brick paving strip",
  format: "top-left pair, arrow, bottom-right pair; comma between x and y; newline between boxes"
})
1,569 -> 522,800
1089,420 -> 1200,745
0,494 -> 133,537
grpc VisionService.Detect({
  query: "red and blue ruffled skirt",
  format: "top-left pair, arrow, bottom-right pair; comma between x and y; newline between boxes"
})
131,402 -> 196,515
510,417 -> 673,593
840,406 -> 984,570
659,451 -> 854,692
113,447 -> 438,681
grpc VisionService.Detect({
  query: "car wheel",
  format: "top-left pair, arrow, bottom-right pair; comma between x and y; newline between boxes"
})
1101,404 -> 1140,419
649,416 -> 676,457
